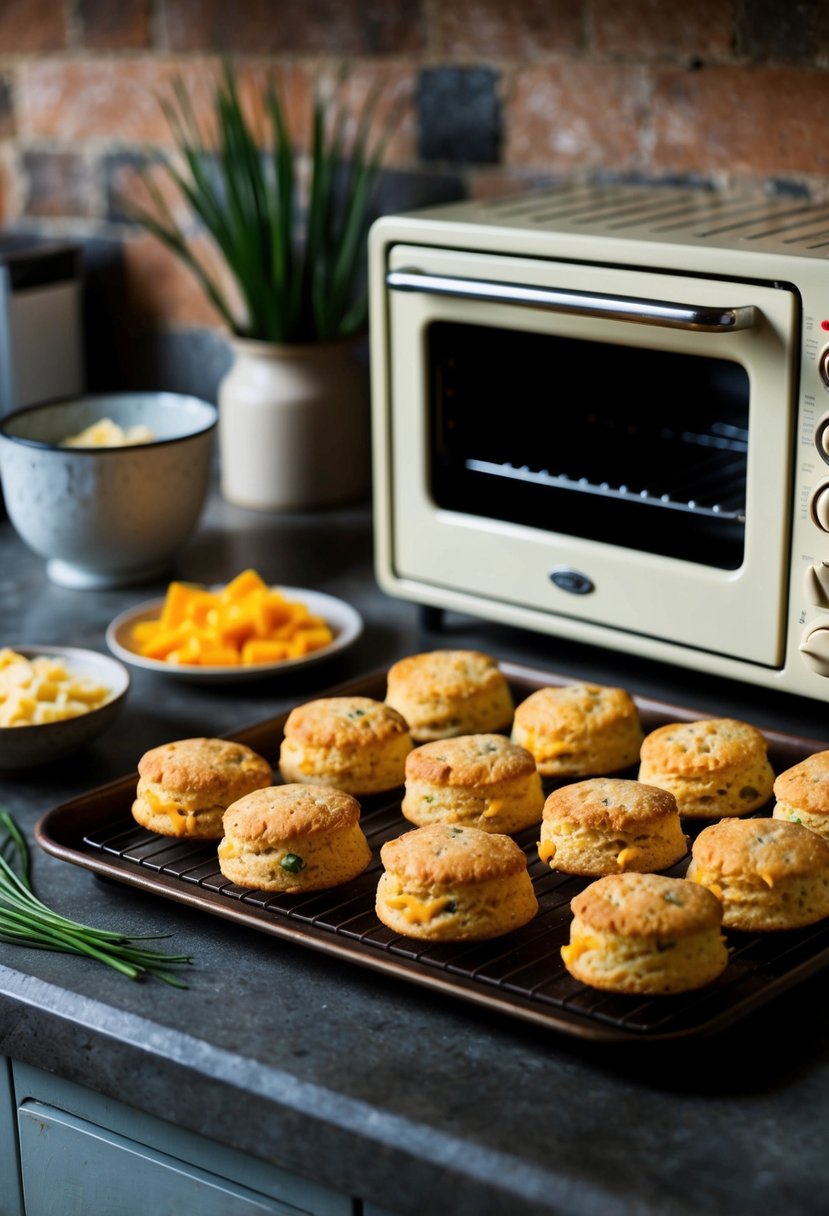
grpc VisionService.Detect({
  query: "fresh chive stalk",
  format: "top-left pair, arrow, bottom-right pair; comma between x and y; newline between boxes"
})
0,810 -> 192,987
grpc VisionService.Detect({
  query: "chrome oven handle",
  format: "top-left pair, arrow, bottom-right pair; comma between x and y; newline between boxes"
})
386,268 -> 757,333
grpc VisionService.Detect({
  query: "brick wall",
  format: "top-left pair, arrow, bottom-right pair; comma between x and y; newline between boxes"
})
0,0 -> 827,398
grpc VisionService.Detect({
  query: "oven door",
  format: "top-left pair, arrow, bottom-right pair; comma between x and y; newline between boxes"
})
383,245 -> 798,665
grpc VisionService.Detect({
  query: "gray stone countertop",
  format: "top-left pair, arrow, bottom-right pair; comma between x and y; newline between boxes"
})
2,485 -> 829,1216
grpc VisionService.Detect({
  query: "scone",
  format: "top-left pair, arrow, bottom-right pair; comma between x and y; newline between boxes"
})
638,717 -> 774,819
561,872 -> 728,995
132,736 -> 273,839
510,682 -> 643,777
375,823 -> 538,941
401,734 -> 544,833
384,649 -> 514,742
772,750 -> 829,841
278,696 -> 412,795
687,816 -> 829,931
538,777 -> 688,876
218,783 -> 372,893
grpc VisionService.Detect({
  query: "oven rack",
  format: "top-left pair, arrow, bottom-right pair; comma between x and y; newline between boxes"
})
465,453 -> 747,520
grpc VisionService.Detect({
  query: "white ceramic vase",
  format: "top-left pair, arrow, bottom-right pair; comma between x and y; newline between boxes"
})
217,334 -> 371,511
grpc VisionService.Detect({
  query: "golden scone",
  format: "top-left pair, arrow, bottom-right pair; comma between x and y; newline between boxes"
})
132,736 -> 273,839
687,816 -> 829,931
401,734 -> 544,833
772,750 -> 829,842
278,696 -> 412,795
561,872 -> 728,995
218,783 -> 372,893
638,717 -> 774,819
510,682 -> 643,777
538,777 -> 688,876
385,649 -> 514,742
375,823 -> 538,941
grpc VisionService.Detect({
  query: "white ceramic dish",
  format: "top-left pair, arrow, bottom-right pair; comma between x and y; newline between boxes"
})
105,587 -> 364,682
0,646 -> 130,770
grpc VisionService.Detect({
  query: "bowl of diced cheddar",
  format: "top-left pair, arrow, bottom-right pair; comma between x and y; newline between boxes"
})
0,646 -> 130,769
105,569 -> 363,681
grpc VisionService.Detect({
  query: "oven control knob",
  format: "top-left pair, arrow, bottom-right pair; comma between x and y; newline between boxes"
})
808,480 -> 829,532
800,620 -> 829,676
805,563 -> 829,608
820,349 -> 829,389
811,413 -> 826,459
817,411 -> 829,461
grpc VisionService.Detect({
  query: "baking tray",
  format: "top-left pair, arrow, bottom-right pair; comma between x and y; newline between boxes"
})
35,660 -> 829,1043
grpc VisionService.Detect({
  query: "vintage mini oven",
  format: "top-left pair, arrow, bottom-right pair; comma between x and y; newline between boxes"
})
368,183 -> 829,703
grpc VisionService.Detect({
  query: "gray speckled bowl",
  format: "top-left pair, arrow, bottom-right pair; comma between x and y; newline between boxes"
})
0,393 -> 218,588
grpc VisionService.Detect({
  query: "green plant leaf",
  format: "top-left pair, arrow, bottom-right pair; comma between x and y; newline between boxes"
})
123,59 -> 399,343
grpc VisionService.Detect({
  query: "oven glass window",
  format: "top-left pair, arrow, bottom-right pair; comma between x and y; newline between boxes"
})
429,321 -> 750,570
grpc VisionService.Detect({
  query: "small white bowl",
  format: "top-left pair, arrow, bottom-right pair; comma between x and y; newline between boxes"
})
0,646 -> 130,770
106,586 -> 364,683
0,392 -> 218,589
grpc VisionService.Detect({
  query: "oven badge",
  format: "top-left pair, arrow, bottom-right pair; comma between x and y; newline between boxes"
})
549,567 -> 595,595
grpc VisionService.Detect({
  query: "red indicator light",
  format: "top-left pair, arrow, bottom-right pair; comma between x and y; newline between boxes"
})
822,320 -> 829,330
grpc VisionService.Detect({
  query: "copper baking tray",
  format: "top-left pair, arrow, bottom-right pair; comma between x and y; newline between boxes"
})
35,661 -> 829,1043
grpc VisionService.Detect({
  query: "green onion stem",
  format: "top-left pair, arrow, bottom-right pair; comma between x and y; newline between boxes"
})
0,810 -> 192,986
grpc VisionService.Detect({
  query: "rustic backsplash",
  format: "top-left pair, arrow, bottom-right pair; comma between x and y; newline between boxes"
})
0,0 -> 827,398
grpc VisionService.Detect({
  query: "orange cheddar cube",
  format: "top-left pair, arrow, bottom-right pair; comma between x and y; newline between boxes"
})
220,568 -> 269,603
241,639 -> 292,664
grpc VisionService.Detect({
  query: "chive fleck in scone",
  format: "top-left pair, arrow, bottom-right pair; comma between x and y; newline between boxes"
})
401,734 -> 544,833
687,817 -> 829,931
385,649 -> 514,743
538,778 -> 688,876
561,872 -> 728,995
772,750 -> 829,841
375,823 -> 538,941
278,696 -> 412,795
510,682 -> 643,777
638,717 -> 774,820
132,736 -> 273,839
218,783 -> 372,894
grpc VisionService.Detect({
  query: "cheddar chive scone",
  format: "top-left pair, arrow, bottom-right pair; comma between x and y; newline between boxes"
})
538,777 -> 688,876
687,817 -> 829,931
385,649 -> 514,743
132,736 -> 273,839
561,872 -> 728,995
375,823 -> 538,941
638,717 -> 774,820
401,733 -> 544,833
279,695 -> 412,795
219,783 -> 371,894
511,682 -> 643,778
772,750 -> 829,842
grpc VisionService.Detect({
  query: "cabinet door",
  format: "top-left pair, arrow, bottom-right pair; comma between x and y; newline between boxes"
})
18,1101 -> 310,1216
0,1058 -> 22,1216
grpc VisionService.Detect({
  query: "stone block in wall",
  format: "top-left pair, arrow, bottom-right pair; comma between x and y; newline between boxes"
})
17,59 -> 219,146
0,0 -> 66,53
78,0 -> 152,49
591,0 -> 732,60
505,62 -> 642,171
434,0 -> 584,59
22,152 -> 96,219
417,67 -> 501,165
651,65 -> 829,176
163,0 -> 426,55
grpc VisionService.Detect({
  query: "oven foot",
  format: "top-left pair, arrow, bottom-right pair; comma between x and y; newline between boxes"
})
419,604 -> 444,632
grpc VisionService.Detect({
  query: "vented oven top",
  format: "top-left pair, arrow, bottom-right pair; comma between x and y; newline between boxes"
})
409,183 -> 829,259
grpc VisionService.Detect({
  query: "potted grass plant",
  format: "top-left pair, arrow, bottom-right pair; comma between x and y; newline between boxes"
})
131,60 -> 400,510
